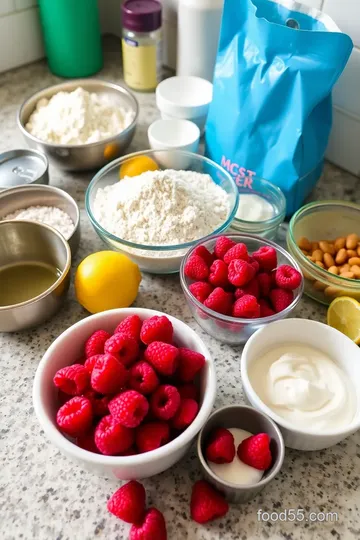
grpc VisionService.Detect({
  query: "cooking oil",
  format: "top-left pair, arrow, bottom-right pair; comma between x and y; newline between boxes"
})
0,261 -> 61,306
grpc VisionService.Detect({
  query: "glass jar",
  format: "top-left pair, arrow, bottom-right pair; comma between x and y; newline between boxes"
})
121,0 -> 162,92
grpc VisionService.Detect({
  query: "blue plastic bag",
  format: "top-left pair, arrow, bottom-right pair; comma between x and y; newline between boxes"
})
205,0 -> 353,215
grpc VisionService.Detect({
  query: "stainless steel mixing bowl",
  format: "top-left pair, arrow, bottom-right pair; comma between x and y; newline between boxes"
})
17,79 -> 139,171
0,220 -> 71,332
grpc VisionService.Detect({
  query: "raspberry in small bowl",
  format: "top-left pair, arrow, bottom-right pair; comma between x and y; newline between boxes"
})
180,233 -> 303,344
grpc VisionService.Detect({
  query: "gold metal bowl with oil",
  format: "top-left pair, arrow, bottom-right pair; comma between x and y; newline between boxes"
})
0,220 -> 71,332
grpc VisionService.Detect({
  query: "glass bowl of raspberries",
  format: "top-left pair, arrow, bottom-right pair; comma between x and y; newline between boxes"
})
180,233 -> 304,344
33,308 -> 216,480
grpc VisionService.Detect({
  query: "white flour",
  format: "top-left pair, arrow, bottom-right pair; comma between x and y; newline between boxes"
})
26,87 -> 134,145
93,169 -> 230,246
2,206 -> 74,239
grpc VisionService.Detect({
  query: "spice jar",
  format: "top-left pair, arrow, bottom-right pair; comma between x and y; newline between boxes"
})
121,0 -> 163,92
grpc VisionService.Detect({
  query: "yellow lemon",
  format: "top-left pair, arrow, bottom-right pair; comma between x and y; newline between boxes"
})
75,251 -> 141,314
119,155 -> 159,180
327,296 -> 360,344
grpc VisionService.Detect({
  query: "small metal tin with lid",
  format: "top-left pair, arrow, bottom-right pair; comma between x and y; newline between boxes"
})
0,149 -> 49,190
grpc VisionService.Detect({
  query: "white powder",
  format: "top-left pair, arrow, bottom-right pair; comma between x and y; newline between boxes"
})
93,169 -> 230,246
26,87 -> 135,145
2,206 -> 74,239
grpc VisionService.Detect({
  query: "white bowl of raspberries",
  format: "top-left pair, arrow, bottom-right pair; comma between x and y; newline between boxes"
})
180,233 -> 304,344
33,308 -> 216,479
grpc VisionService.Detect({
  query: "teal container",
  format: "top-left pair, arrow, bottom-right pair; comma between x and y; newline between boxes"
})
38,0 -> 103,78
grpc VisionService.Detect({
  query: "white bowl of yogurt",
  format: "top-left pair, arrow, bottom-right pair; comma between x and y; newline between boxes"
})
241,318 -> 360,451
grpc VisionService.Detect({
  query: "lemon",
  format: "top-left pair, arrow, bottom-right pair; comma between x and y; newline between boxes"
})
75,251 -> 141,314
327,296 -> 360,344
119,155 -> 159,180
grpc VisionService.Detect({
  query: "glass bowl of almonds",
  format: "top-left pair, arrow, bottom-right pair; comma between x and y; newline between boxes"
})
287,200 -> 360,305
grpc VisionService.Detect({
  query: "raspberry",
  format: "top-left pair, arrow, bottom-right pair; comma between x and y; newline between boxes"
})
121,446 -> 137,456
83,390 -> 110,417
257,272 -> 272,297
190,480 -> 229,524
228,259 -> 255,287
252,245 -> 277,271
130,508 -> 167,540
136,422 -> 170,453
259,298 -> 276,317
177,383 -> 199,400
234,277 -> 260,300
95,415 -> 134,455
85,330 -> 111,358
269,288 -> 294,313
114,315 -> 142,341
208,259 -> 229,288
129,361 -> 159,395
56,396 -> 92,437
171,398 -> 198,430
53,364 -> 90,396
140,316 -> 173,345
223,243 -> 249,264
107,480 -> 146,524
193,245 -> 214,267
188,281 -> 213,303
109,390 -> 149,428
204,287 -> 233,315
91,354 -> 128,395
76,429 -> 99,453
274,264 -> 302,290
144,342 -> 179,376
177,347 -> 205,382
214,236 -> 236,260
184,254 -> 209,281
150,385 -> 180,420
84,355 -> 102,375
104,333 -> 139,367
237,432 -> 272,470
206,428 -> 236,464
248,256 -> 260,274
232,294 -> 261,318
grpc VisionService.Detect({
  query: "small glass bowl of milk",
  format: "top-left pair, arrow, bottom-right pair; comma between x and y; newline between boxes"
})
231,177 -> 286,240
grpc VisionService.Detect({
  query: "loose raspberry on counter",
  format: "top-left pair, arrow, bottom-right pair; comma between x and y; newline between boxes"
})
235,277 -> 260,300
130,508 -> 167,540
144,342 -> 179,376
223,242 -> 249,264
91,354 -> 128,395
184,254 -> 209,281
252,245 -> 277,271
129,360 -> 159,395
83,390 -> 110,418
228,259 -> 256,287
257,272 -> 272,297
274,264 -> 302,290
232,294 -> 261,318
76,429 -> 99,453
190,480 -> 229,524
53,364 -> 90,396
140,315 -> 174,345
237,433 -> 272,470
206,427 -> 236,464
259,298 -> 276,318
95,415 -> 134,455
104,333 -> 139,367
188,281 -> 214,303
107,480 -> 146,524
56,396 -> 92,437
84,354 -> 102,375
208,259 -> 229,288
177,348 -> 205,382
177,383 -> 199,401
85,330 -> 111,358
150,385 -> 180,420
193,244 -> 215,267
269,288 -> 294,313
204,287 -> 233,315
172,398 -> 199,430
109,390 -> 149,428
214,236 -> 236,260
136,422 -> 170,453
114,314 -> 142,341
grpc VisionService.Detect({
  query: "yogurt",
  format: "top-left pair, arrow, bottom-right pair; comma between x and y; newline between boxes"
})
207,428 -> 264,486
249,343 -> 356,432
235,193 -> 274,222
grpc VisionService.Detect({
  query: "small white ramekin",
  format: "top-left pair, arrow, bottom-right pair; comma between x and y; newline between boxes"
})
148,119 -> 200,169
241,318 -> 360,451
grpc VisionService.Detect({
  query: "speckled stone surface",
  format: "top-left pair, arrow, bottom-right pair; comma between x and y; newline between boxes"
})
1,39 -> 360,540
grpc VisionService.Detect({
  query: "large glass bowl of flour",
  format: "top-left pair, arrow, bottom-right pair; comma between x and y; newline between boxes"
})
86,149 -> 239,273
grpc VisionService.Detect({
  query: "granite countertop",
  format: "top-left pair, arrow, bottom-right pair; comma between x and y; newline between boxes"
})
1,40 -> 360,540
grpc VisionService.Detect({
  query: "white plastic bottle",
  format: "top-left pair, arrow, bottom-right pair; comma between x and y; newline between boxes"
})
176,0 -> 224,82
